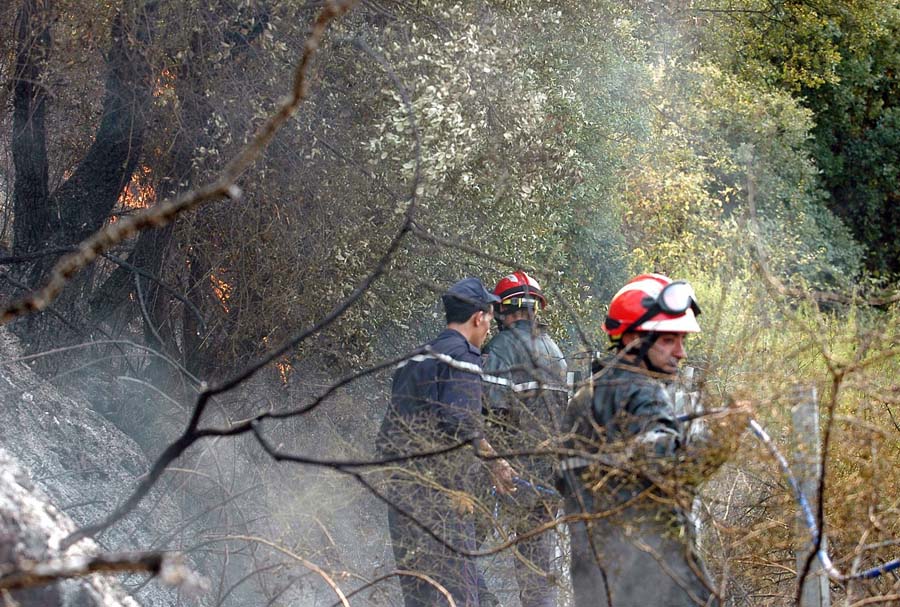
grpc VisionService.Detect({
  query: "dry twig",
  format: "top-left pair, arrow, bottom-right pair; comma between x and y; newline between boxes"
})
0,552 -> 205,594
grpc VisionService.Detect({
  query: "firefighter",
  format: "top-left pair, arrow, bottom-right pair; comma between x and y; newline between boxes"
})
560,273 -> 724,607
377,277 -> 517,607
478,271 -> 568,607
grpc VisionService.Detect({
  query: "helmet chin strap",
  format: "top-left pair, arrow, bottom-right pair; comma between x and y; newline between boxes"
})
632,332 -> 672,375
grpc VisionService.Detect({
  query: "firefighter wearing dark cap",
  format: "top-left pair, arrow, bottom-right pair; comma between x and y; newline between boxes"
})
377,277 -> 516,607
561,273 -> 738,607
477,270 -> 567,607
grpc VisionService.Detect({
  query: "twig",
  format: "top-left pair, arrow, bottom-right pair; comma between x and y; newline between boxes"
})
849,595 -> 900,607
0,552 -> 203,593
389,570 -> 456,607
250,418 -> 472,468
0,0 -> 361,325
207,535 -> 349,607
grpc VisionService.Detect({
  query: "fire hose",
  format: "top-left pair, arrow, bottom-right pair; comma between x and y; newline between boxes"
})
409,347 -> 900,581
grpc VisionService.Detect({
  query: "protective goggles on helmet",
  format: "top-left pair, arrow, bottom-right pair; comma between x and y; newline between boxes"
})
650,281 -> 701,315
623,280 -> 701,335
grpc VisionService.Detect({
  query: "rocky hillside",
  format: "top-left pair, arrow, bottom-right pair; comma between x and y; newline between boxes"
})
0,329 -> 178,606
0,447 -> 142,607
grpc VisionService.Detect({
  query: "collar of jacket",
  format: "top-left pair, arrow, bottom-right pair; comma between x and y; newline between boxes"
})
437,327 -> 482,356
509,318 -> 535,331
593,355 -> 675,383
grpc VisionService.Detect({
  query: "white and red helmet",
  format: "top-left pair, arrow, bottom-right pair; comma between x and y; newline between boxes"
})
602,273 -> 701,339
493,270 -> 547,310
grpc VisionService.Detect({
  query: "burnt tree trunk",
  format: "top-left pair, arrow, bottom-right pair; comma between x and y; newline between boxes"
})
11,0 -> 52,257
48,9 -> 154,250
9,2 -> 155,352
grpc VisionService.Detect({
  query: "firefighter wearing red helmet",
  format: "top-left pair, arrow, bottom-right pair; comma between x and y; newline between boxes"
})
561,273 -> 719,607
492,270 -> 548,316
600,272 -> 701,375
476,270 -> 566,607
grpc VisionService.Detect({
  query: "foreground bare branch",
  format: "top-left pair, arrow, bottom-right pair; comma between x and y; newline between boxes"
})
0,0 -> 360,326
0,552 -> 204,594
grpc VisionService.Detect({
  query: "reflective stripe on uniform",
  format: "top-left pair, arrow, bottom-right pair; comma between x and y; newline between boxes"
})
396,349 -> 569,394
559,456 -> 592,471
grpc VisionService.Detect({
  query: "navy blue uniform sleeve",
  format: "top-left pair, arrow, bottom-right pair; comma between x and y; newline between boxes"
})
435,351 -> 484,442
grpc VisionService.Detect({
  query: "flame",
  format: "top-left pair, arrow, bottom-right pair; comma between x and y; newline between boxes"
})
117,165 -> 156,210
210,272 -> 232,313
261,336 -> 293,385
275,360 -> 292,385
153,67 -> 176,98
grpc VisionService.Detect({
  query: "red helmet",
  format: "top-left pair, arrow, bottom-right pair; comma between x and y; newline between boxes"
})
493,270 -> 547,309
602,273 -> 701,339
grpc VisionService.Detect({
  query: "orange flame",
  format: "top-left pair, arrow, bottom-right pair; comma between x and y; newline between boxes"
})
275,360 -> 292,385
153,68 -> 176,98
261,336 -> 293,385
210,273 -> 232,313
117,165 -> 156,210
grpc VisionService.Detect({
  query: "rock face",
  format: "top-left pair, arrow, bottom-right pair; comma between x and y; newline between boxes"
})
0,326 -> 407,606
0,329 -> 178,606
0,448 -> 140,607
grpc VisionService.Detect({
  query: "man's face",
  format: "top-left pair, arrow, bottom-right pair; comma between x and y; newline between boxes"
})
499,307 -> 519,328
473,309 -> 493,348
644,332 -> 687,374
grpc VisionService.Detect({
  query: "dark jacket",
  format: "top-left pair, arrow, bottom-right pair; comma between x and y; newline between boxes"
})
376,329 -> 485,490
565,359 -> 682,461
377,329 -> 488,607
483,319 -> 567,484
561,357 -> 717,607
484,319 -> 567,423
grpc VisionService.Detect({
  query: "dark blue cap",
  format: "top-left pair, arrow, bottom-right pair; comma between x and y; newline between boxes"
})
443,277 -> 501,311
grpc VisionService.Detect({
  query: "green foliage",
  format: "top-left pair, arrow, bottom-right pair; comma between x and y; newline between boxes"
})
688,271 -> 900,600
346,1 -> 639,355
700,0 -> 900,275
618,58 -> 862,287
808,9 -> 900,275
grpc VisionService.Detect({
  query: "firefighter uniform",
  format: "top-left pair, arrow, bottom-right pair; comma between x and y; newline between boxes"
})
560,273 -> 719,607
377,278 -> 501,607
561,360 -> 717,607
481,318 -> 567,607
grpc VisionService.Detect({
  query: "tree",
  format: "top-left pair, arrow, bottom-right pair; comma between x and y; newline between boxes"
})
697,0 -> 900,276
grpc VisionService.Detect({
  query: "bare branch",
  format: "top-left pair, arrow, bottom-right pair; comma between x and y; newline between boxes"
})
849,595 -> 900,607
205,535 -> 350,607
0,0 -> 361,326
0,552 -> 204,594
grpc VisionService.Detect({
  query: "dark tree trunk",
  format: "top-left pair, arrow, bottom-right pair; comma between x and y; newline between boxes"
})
88,225 -> 173,328
183,248 -> 212,379
90,23 -> 215,368
9,3 -> 156,355
11,0 -> 52,256
49,9 -> 155,249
